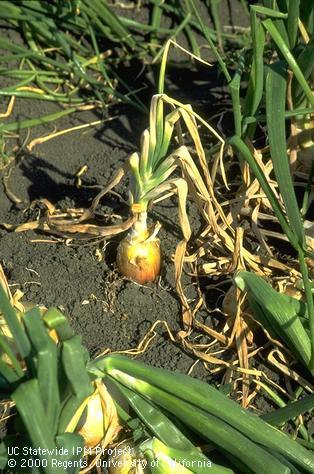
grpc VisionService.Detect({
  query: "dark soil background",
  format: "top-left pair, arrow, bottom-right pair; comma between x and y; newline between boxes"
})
0,2 -> 250,381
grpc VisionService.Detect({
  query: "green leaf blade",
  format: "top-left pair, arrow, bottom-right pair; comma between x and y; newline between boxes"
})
12,379 -> 64,474
265,61 -> 305,248
23,308 -> 60,436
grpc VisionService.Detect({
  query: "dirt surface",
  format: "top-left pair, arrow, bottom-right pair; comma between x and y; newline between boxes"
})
0,2 -> 250,382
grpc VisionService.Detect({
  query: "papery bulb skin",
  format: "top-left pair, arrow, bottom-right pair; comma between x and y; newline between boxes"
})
117,232 -> 161,284
77,392 -> 105,448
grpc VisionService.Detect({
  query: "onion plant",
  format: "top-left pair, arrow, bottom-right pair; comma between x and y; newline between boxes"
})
0,285 -> 93,473
3,48 -> 224,286
115,44 -> 224,284
1,282 -> 314,473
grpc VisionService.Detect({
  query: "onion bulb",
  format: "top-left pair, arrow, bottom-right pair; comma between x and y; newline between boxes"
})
117,235 -> 161,284
73,382 -> 121,449
117,227 -> 161,284
77,391 -> 105,448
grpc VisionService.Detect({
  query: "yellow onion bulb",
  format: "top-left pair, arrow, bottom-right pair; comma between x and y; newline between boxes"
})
117,232 -> 161,284
77,391 -> 105,448
73,383 -> 121,449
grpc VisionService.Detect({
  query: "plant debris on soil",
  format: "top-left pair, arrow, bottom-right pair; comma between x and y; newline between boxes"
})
0,64 -> 227,381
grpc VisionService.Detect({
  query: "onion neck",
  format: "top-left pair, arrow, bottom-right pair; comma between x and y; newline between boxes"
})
129,211 -> 149,243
